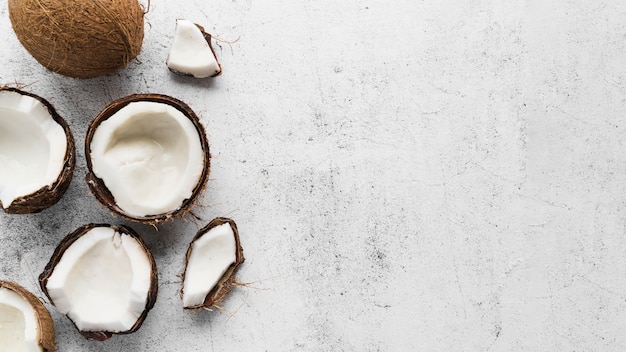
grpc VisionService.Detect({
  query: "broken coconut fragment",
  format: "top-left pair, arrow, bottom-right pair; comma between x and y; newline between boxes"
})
182,217 -> 244,309
0,88 -> 75,214
167,19 -> 222,78
85,94 -> 210,224
39,224 -> 158,341
0,281 -> 56,352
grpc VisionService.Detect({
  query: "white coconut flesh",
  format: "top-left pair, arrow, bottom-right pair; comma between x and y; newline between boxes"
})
44,227 -> 152,332
0,287 -> 42,352
0,91 -> 66,208
183,223 -> 237,308
89,101 -> 204,217
167,19 -> 221,78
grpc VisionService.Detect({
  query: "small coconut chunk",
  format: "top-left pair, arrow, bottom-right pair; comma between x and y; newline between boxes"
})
182,218 -> 244,309
40,225 -> 157,340
0,281 -> 56,352
89,101 -> 205,218
167,19 -> 221,78
0,89 -> 69,210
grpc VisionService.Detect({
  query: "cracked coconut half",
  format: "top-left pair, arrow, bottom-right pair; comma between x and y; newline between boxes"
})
182,217 -> 244,309
167,19 -> 222,78
0,281 -> 56,352
0,88 -> 75,214
85,94 -> 210,224
39,224 -> 158,341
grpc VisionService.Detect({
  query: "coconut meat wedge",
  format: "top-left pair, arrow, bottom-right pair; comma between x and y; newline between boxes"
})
167,19 -> 221,78
40,224 -> 157,341
182,218 -> 244,309
87,97 -> 207,222
0,281 -> 56,352
0,88 -> 74,213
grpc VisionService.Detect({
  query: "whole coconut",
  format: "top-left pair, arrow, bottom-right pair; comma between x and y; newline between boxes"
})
8,0 -> 145,78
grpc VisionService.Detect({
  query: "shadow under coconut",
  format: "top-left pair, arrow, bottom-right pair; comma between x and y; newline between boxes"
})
120,219 -> 193,258
50,73 -> 148,99
168,71 -> 220,89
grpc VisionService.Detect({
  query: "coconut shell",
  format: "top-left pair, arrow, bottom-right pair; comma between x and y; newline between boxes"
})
85,94 -> 211,225
197,25 -> 223,77
181,217 -> 245,310
0,88 -> 75,214
0,280 -> 56,352
8,0 -> 144,78
39,224 -> 158,341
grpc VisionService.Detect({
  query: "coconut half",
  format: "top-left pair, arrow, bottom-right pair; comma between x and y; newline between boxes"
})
166,19 -> 222,78
85,94 -> 210,224
39,224 -> 157,341
0,281 -> 56,352
182,217 -> 244,309
0,88 -> 75,214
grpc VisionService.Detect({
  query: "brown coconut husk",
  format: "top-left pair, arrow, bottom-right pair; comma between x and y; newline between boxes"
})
8,0 -> 144,78
181,217 -> 245,310
85,94 -> 211,225
39,224 -> 158,342
0,280 -> 56,352
0,88 -> 75,214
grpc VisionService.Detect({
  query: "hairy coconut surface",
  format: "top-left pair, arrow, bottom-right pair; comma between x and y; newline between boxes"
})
39,224 -> 158,341
0,280 -> 56,352
85,94 -> 211,225
181,217 -> 245,310
8,0 -> 144,78
0,87 -> 75,214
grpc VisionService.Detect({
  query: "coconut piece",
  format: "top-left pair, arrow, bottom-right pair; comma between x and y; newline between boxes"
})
39,224 -> 158,341
182,217 -> 244,309
0,281 -> 56,352
0,88 -> 75,214
8,0 -> 144,78
167,19 -> 222,78
85,94 -> 210,224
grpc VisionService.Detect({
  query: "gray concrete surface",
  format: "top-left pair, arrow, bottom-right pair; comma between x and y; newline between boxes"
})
2,0 -> 626,351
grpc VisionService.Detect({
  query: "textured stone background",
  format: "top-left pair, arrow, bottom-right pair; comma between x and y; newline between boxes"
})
2,0 -> 626,351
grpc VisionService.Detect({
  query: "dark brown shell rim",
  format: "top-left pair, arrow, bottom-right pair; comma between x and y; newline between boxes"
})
85,94 -> 211,224
39,223 -> 158,342
0,280 -> 57,352
198,24 -> 223,77
0,87 -> 75,214
181,217 -> 245,310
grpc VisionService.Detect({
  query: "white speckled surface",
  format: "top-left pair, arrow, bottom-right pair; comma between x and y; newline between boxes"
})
2,1 -> 626,351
